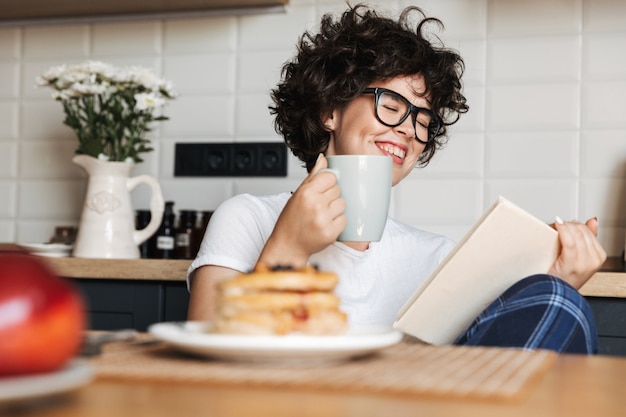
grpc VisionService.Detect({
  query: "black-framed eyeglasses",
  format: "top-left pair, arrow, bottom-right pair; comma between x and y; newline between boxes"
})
362,87 -> 442,144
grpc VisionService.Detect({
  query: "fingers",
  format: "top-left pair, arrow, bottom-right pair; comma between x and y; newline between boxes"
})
309,153 -> 327,175
585,216 -> 599,236
550,217 -> 607,289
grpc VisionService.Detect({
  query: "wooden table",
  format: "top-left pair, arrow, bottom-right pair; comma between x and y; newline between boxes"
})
4,341 -> 626,417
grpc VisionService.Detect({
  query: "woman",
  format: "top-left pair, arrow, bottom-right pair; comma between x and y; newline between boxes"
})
187,4 -> 606,353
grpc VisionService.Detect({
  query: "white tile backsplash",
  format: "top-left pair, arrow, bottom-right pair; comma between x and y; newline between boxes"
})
487,84 -> 580,130
582,82 -> 626,128
488,36 -> 580,82
92,21 -> 162,56
23,25 -> 90,58
163,17 -> 237,53
485,131 -> 579,178
487,0 -> 582,36
164,53 -> 236,94
0,102 -> 18,140
0,62 -> 19,98
0,143 -> 17,178
0,0 -> 624,256
0,28 -> 20,59
584,34 -> 626,80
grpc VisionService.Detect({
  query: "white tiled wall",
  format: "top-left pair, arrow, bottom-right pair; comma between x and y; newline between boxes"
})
1,0 -> 625,256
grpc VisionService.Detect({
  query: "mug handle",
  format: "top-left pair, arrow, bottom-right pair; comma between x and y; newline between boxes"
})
127,175 -> 165,245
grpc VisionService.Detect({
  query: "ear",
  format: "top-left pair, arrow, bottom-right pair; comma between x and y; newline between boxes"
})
322,110 -> 337,131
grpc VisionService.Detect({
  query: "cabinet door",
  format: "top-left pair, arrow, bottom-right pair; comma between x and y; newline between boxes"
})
163,282 -> 190,322
72,279 -> 163,331
587,297 -> 626,357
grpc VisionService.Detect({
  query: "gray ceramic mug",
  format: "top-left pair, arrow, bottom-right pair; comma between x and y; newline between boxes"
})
324,155 -> 392,242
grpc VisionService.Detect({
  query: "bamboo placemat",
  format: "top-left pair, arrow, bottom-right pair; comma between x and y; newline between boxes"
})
90,337 -> 555,401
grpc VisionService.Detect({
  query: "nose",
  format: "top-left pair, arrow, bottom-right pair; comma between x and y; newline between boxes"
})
394,112 -> 416,139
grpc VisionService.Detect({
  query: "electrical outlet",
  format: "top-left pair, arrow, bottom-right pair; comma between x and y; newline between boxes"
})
174,142 -> 288,177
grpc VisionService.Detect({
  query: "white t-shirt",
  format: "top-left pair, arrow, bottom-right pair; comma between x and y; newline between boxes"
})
187,192 -> 455,327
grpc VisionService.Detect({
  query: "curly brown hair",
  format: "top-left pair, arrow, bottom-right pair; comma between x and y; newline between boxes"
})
270,4 -> 469,171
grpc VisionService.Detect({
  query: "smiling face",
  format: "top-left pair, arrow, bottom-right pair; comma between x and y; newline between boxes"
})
323,74 -> 430,186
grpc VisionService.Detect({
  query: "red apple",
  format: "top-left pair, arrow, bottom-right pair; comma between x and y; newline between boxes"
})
0,251 -> 86,376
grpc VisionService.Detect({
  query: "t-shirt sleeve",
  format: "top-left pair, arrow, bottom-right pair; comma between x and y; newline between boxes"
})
186,194 -> 277,287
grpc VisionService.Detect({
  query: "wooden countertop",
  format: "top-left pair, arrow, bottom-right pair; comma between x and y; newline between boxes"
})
44,257 -> 192,281
38,256 -> 626,298
2,240 -> 623,297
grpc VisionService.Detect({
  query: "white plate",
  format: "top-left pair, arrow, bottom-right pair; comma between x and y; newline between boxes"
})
0,360 -> 93,405
18,243 -> 73,258
149,321 -> 403,363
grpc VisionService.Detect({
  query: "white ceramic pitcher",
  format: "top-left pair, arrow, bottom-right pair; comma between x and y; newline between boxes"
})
72,154 -> 164,259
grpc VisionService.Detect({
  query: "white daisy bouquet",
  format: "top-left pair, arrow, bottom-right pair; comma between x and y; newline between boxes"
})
37,60 -> 176,163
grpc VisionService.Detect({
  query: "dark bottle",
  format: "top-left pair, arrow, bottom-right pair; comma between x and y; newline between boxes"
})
154,201 -> 176,259
175,210 -> 198,260
192,210 -> 213,255
135,210 -> 153,258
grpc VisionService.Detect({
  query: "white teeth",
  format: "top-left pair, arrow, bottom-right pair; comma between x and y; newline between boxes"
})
379,144 -> 406,159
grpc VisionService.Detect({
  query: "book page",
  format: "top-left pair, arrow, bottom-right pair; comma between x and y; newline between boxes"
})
394,196 -> 560,345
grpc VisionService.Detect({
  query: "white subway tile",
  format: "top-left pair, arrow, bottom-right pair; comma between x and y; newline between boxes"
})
584,0 -> 626,33
156,179 -> 234,212
20,100 -> 74,141
594,226 -> 624,258
315,1 -> 395,18
402,0 -> 487,39
161,96 -> 235,137
0,62 -> 19,98
0,28 -> 20,59
395,178 -> 484,224
580,178 -> 625,226
0,142 -> 17,178
235,93 -> 276,136
485,179 -> 577,222
0,221 -> 15,242
453,39 -> 486,85
18,180 -> 84,218
415,132 -> 484,178
487,84 -> 579,130
23,24 -> 89,58
239,5 -> 317,51
163,53 -> 236,95
582,81 -> 626,129
0,102 -> 18,140
488,0 -> 582,36
238,50 -> 292,93
0,182 -> 16,217
486,131 -> 578,178
164,17 -> 237,53
18,140 -> 83,180
581,129 -> 626,178
287,153 -> 307,181
488,36 -> 580,82
456,85 -> 485,131
584,34 -> 626,81
17,220 -> 76,244
92,21 -> 161,56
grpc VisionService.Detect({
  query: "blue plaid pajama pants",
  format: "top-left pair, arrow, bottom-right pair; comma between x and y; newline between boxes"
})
454,274 -> 598,354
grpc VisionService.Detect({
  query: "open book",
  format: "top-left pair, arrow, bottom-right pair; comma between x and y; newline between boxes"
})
394,196 -> 561,345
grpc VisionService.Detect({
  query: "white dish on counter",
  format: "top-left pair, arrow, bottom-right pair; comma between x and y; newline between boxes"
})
18,243 -> 73,258
149,321 -> 403,363
0,360 -> 93,405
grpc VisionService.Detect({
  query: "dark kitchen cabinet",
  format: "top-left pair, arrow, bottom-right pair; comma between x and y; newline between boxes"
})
72,279 -> 190,332
587,297 -> 626,357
